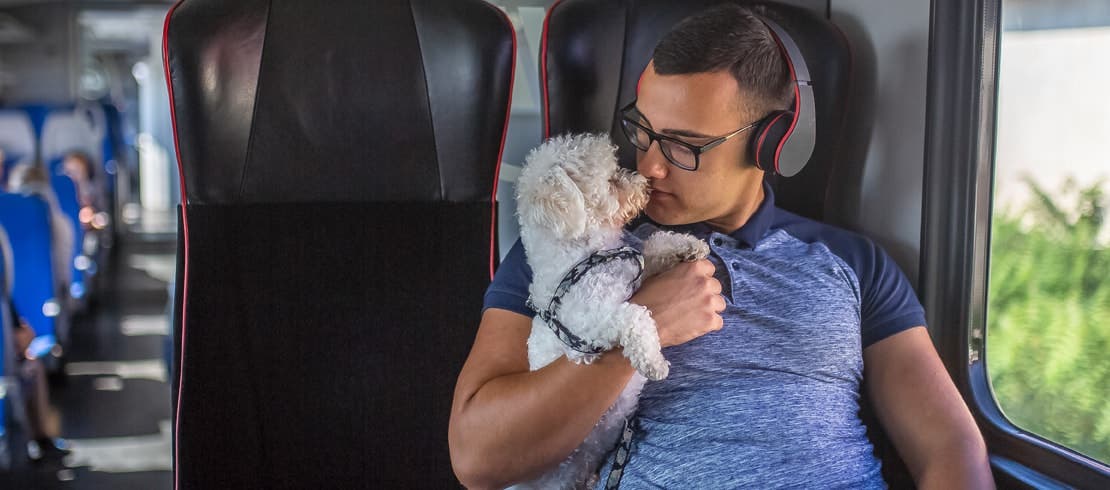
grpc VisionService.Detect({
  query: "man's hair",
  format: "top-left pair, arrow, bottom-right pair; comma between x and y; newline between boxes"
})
652,4 -> 794,122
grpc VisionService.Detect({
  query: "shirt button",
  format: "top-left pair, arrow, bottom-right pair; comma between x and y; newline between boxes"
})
713,238 -> 724,246
731,261 -> 740,270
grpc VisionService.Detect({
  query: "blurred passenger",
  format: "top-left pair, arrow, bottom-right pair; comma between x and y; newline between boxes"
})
61,152 -> 109,230
8,304 -> 71,462
7,163 -> 74,299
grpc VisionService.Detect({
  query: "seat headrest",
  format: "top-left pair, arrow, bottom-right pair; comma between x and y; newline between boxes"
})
42,107 -> 105,166
0,110 -> 36,162
164,0 -> 514,205
543,0 -> 851,219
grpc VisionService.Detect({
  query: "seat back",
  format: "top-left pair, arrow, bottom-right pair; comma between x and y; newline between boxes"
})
49,172 -> 86,299
41,106 -> 105,169
542,0 -> 850,221
0,225 -> 11,443
164,0 -> 513,487
0,110 -> 35,185
0,193 -> 59,357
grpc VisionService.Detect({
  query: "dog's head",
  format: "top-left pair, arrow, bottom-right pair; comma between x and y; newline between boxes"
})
516,133 -> 649,241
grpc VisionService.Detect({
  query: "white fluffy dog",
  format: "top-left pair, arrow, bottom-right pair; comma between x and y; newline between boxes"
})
512,133 -> 708,489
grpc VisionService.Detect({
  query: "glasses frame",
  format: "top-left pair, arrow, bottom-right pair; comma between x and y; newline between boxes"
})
618,100 -> 761,171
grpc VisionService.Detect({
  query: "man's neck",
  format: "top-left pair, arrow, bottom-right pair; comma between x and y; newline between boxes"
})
704,182 -> 765,235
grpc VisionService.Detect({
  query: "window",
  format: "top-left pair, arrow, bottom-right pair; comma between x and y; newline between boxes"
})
490,1 -> 552,260
987,0 -> 1110,465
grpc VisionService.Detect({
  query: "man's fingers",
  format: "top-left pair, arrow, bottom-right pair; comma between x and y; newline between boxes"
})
693,259 -> 716,275
711,295 -> 726,313
707,277 -> 723,295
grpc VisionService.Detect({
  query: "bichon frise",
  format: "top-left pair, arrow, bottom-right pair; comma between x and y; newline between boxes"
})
511,133 -> 708,489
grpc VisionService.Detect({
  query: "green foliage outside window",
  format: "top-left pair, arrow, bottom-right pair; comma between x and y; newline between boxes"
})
987,177 -> 1110,464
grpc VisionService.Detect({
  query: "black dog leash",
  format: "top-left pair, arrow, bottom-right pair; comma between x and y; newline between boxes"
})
526,246 -> 644,354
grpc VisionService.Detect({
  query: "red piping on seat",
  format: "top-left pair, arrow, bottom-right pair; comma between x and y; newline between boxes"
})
540,0 -> 564,139
490,3 -> 517,281
161,2 -> 187,489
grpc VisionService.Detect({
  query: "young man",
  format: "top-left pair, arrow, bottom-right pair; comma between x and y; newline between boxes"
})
449,5 -> 994,489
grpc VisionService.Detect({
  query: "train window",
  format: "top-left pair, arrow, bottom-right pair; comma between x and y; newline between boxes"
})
491,1 -> 551,259
986,0 -> 1110,465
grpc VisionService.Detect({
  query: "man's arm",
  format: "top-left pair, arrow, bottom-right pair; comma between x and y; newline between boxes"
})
863,327 -> 995,489
448,308 -> 638,489
449,259 -> 724,489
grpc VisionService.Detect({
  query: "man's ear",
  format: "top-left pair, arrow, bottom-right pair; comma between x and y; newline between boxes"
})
527,165 -> 587,239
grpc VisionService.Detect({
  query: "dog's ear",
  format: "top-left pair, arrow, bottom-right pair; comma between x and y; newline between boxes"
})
525,165 -> 587,239
609,168 -> 650,224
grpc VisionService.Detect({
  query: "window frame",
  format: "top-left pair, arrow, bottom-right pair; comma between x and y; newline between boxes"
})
921,0 -> 1110,486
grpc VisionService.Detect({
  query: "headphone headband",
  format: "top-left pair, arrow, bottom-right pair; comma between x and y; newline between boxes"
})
754,17 -> 816,177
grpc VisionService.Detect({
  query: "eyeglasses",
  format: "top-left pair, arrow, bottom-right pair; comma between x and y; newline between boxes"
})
618,100 -> 761,171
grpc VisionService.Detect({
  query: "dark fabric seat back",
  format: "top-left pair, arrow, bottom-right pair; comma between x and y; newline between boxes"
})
164,1 -> 513,487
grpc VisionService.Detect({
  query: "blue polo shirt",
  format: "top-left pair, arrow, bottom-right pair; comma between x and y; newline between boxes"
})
484,183 -> 926,489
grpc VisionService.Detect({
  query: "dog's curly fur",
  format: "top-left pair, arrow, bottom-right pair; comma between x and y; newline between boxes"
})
511,133 -> 708,489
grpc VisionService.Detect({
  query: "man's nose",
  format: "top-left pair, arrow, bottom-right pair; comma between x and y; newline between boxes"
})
637,140 -> 669,180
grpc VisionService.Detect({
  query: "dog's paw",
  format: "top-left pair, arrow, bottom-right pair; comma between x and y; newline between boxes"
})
638,358 -> 670,381
643,231 -> 710,276
674,235 -> 710,261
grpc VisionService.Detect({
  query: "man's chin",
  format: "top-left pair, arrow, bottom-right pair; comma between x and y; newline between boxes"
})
644,207 -> 688,226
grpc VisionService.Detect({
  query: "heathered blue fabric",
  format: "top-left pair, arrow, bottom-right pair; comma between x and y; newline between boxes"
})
484,183 -> 926,488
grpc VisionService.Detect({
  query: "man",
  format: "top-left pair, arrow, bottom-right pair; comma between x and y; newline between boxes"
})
449,4 -> 994,489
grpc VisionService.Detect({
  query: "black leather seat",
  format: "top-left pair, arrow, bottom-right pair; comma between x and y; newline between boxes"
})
164,0 -> 513,487
542,1 -> 914,487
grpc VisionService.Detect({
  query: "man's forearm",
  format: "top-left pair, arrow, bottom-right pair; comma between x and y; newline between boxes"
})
449,350 -> 636,489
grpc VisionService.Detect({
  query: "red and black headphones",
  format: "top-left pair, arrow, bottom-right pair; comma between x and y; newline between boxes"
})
749,17 -> 816,177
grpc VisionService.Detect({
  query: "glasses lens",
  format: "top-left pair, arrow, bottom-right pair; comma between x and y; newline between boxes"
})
621,119 -> 652,151
660,140 -> 697,170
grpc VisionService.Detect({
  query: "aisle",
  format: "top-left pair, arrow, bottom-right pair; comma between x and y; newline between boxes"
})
0,234 -> 175,489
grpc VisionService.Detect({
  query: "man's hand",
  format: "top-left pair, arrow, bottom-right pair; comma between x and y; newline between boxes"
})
631,259 -> 725,347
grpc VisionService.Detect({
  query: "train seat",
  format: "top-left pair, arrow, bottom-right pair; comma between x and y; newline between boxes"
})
540,0 -> 913,486
48,171 -> 89,302
41,106 -> 106,170
0,111 -> 35,185
164,0 -> 514,487
0,225 -> 15,468
0,193 -> 63,360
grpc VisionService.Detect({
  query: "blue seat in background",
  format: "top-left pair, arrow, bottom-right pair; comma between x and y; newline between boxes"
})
0,224 -> 29,471
0,109 -> 37,188
17,105 -> 51,140
0,153 -> 28,190
100,103 -> 125,194
0,193 -> 60,359
41,105 -> 104,175
48,169 -> 88,301
0,225 -> 12,462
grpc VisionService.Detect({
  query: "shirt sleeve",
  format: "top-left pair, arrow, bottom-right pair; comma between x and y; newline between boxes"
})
482,238 -> 536,318
857,239 -> 927,347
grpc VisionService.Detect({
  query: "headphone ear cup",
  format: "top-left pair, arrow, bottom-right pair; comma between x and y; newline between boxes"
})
749,110 -> 794,174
